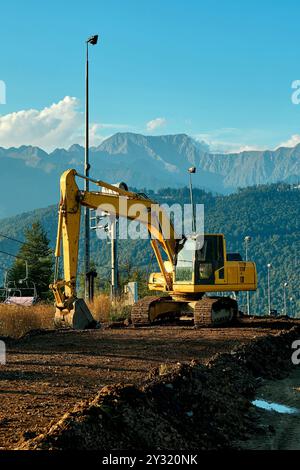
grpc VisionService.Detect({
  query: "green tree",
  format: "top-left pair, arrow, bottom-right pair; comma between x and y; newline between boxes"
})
8,222 -> 53,300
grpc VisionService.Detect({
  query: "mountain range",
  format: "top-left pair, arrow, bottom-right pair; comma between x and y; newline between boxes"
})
1,132 -> 300,217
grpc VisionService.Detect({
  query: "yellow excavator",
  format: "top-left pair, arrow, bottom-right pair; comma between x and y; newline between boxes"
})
50,169 -> 257,329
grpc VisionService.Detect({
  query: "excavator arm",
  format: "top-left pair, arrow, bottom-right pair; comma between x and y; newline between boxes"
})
50,169 -> 179,328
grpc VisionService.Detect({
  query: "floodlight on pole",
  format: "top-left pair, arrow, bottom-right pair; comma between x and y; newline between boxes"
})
289,296 -> 294,318
84,34 -> 99,301
283,282 -> 289,316
87,35 -> 98,45
188,167 -> 196,233
267,263 -> 272,315
244,236 -> 252,315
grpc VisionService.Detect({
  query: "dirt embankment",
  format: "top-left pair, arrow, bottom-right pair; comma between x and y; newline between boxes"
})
2,318 -> 293,449
16,325 -> 300,450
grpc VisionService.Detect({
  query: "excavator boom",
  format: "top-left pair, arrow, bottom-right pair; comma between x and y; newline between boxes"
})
51,169 -> 179,328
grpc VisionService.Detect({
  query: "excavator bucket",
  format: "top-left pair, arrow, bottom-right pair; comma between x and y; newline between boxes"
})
54,298 -> 97,329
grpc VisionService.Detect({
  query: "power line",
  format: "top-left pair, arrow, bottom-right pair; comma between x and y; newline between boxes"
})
0,249 -> 26,261
0,233 -> 30,246
0,233 -> 54,254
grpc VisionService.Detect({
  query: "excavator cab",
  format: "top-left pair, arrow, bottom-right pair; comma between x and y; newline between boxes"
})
175,234 -> 225,285
196,235 -> 225,284
171,233 -> 256,296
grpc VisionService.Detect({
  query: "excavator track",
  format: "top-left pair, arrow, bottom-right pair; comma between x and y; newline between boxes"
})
131,295 -> 238,328
194,296 -> 238,328
131,296 -> 173,326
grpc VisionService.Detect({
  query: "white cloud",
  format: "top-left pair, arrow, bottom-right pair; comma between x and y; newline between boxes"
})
194,128 -> 268,154
194,127 -> 300,153
276,134 -> 300,149
146,117 -> 166,132
194,135 -> 262,154
210,142 -> 262,154
0,96 -> 130,151
0,96 -> 81,151
235,145 -> 262,153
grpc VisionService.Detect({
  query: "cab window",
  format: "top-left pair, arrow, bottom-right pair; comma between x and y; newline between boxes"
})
195,235 -> 224,284
175,238 -> 195,282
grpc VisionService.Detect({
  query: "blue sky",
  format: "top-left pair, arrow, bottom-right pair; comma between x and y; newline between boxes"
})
1,0 -> 300,151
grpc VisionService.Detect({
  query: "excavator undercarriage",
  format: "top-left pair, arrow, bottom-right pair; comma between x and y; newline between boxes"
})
131,295 -> 238,327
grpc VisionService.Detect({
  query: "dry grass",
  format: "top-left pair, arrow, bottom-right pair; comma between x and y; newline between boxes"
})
0,294 -> 131,338
0,303 -> 54,338
88,294 -> 111,322
89,294 -> 131,323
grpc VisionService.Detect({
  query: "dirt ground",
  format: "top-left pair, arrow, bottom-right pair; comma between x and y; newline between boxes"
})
0,317 -> 298,450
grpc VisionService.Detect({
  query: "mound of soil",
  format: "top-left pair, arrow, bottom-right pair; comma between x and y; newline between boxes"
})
16,326 -> 300,450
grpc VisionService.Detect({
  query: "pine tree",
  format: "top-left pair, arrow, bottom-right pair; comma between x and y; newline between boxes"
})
8,222 -> 53,300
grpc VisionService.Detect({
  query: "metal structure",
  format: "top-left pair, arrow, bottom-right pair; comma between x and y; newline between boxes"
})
110,216 -> 118,300
84,34 -> 99,302
244,236 -> 252,315
2,260 -> 37,306
283,282 -> 288,316
188,166 -> 196,233
4,281 -> 37,306
289,296 -> 295,318
267,263 -> 272,315
124,281 -> 138,305
92,181 -> 128,300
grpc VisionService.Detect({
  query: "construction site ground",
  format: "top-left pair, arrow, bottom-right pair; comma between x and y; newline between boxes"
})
0,317 -> 299,450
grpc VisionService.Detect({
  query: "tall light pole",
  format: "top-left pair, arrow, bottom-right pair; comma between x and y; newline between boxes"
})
188,167 -> 196,233
244,235 -> 251,315
84,34 -> 98,301
289,297 -> 294,318
267,263 -> 272,315
283,282 -> 288,316
110,216 -> 118,301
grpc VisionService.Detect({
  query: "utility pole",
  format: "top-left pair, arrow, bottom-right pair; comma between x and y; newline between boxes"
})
188,167 -> 196,233
110,216 -> 119,300
98,181 -> 127,301
267,263 -> 272,315
84,34 -> 98,301
289,297 -> 294,318
283,282 -> 288,316
244,235 -> 251,315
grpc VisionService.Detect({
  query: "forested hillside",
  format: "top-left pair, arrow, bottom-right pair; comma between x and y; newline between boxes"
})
0,183 -> 299,316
